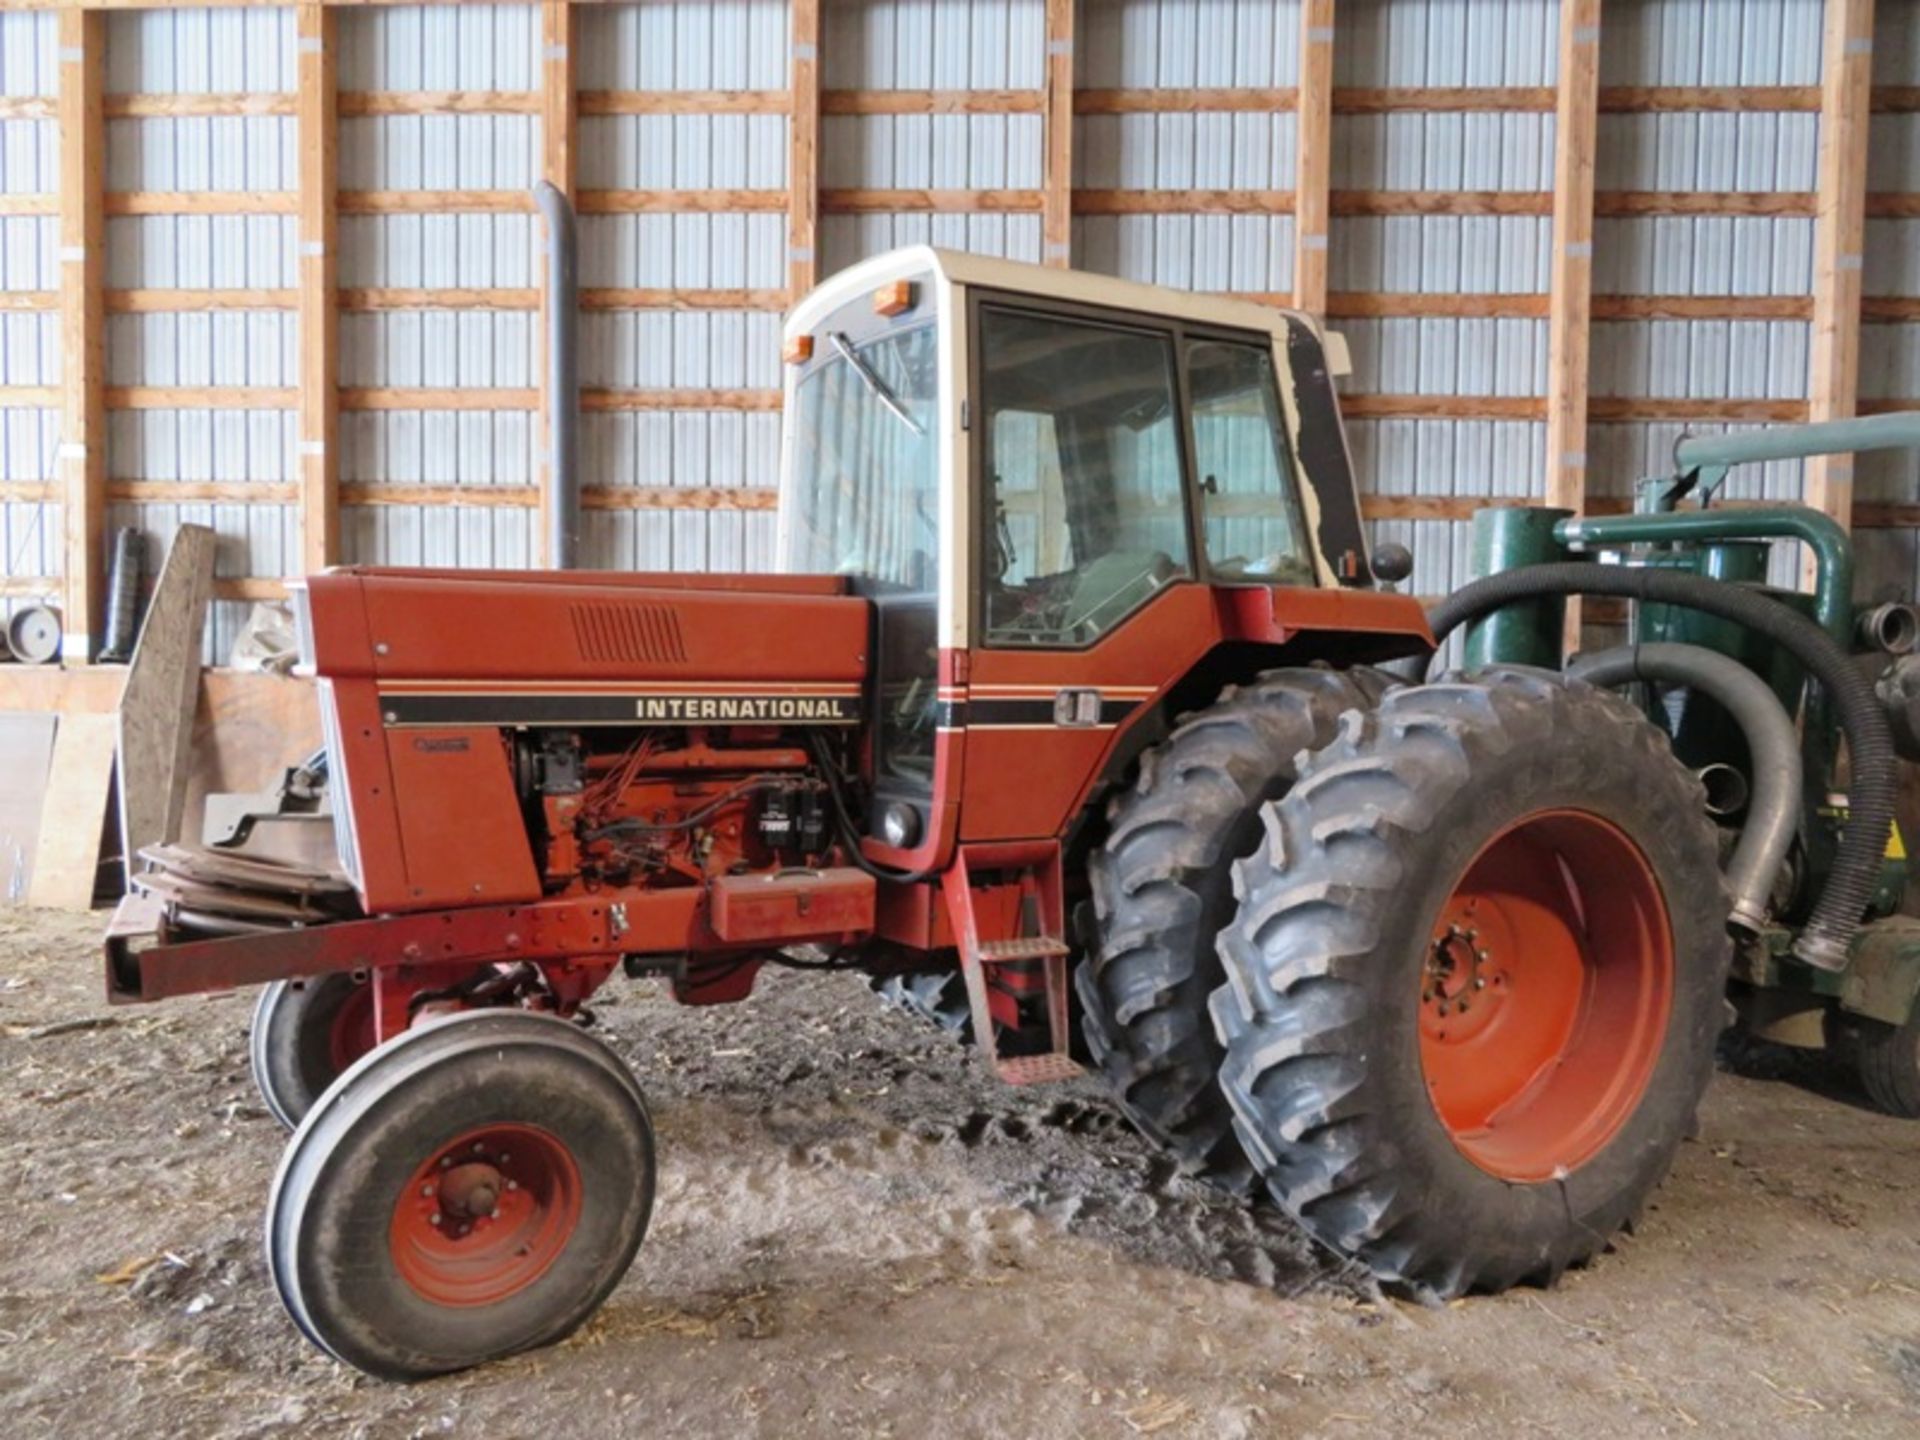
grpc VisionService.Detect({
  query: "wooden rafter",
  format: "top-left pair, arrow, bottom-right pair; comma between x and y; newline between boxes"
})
1042,0 -> 1073,268
296,3 -> 338,575
788,0 -> 821,300
1293,0 -> 1335,318
56,9 -> 104,660
1804,0 -> 1876,575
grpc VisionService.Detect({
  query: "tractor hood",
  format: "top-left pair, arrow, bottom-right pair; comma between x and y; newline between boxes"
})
293,567 -> 870,727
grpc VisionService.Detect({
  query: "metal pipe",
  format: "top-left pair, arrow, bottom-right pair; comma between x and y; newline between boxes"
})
1555,506 -> 1855,646
1567,642 -> 1801,935
1673,410 -> 1920,479
533,181 -> 580,569
99,526 -> 144,662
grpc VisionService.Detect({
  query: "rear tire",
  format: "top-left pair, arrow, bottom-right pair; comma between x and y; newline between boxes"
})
1211,669 -> 1730,1295
267,1011 -> 655,1379
250,974 -> 375,1130
1077,665 -> 1394,1190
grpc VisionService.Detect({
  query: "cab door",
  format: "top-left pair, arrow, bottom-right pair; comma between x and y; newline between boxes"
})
957,297 -> 1327,842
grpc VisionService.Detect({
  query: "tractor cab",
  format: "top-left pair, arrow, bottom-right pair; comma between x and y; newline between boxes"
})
776,247 -> 1420,871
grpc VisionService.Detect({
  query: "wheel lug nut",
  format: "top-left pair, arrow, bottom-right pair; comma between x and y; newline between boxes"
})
506,1180 -> 518,1191
421,1184 -> 435,1196
1474,977 -> 1486,990
429,1213 -> 442,1227
1476,949 -> 1490,962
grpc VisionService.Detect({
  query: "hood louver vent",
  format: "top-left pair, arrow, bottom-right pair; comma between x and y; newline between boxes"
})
569,601 -> 689,665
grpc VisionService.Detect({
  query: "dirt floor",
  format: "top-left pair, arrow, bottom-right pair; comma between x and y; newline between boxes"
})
0,906 -> 1917,1438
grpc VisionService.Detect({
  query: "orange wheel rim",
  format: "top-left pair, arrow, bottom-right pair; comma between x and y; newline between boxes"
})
389,1123 -> 583,1307
328,982 -> 376,1074
1418,809 -> 1673,1183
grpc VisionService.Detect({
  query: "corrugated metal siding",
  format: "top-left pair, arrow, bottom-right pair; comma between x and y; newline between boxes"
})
0,10 -> 60,636
1590,0 -> 1824,592
104,5 -> 298,662
1074,0 -> 1299,292
1332,0 -> 1556,603
337,3 -> 539,578
576,0 -> 789,574
1858,0 -> 1920,606
820,0 -> 1044,270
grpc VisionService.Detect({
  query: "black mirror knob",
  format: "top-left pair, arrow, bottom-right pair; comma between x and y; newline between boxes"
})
1371,542 -> 1413,586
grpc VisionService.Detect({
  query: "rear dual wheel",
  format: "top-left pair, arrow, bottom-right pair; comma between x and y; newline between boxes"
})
1077,665 -> 1395,1190
1212,669 -> 1730,1296
269,1011 -> 655,1379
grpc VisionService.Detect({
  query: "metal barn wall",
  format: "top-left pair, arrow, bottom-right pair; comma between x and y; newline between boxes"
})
575,0 -> 788,574
0,10 -> 59,639
1590,0 -> 1823,591
0,0 -> 1909,659
336,3 -> 540,577
1860,0 -> 1920,603
820,0 -> 1044,270
104,5 -> 299,661
1330,0 -> 1556,605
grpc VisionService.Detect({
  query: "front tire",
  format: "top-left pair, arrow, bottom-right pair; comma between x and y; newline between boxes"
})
268,1011 -> 655,1379
1211,669 -> 1731,1296
1847,1010 -> 1920,1117
1077,665 -> 1394,1189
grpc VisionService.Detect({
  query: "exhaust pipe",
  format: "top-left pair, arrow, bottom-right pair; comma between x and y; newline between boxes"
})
534,181 -> 581,569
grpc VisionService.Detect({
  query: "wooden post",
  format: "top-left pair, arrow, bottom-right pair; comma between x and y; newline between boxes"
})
1804,0 -> 1875,584
56,9 -> 104,661
1041,0 -> 1073,268
788,0 -> 820,299
1291,0 -> 1334,316
296,4 -> 338,576
539,0 -> 576,567
1544,0 -> 1601,645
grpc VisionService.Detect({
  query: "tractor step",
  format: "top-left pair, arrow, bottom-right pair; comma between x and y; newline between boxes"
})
995,1052 -> 1084,1086
942,842 -> 1078,1088
977,936 -> 1071,963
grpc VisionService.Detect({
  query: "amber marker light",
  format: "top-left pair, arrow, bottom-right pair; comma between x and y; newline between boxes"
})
783,334 -> 814,364
872,280 -> 915,317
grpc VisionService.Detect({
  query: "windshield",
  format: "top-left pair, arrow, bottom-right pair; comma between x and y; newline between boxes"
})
781,322 -> 939,591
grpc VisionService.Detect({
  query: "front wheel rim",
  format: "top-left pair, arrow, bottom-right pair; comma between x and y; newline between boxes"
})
389,1123 -> 583,1307
1418,809 -> 1674,1183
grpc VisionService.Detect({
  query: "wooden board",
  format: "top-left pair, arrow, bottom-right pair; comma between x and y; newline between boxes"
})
0,712 -> 57,904
28,712 -> 117,910
114,524 -> 216,884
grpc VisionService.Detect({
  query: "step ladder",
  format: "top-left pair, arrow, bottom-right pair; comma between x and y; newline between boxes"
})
941,841 -> 1082,1086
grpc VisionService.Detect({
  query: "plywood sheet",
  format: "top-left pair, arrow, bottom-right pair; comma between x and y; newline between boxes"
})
0,713 -> 58,904
115,524 -> 216,884
29,712 -> 118,911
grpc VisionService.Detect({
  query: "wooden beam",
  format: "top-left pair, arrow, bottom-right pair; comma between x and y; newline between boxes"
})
1337,84 -> 1553,113
789,0 -> 821,300
107,287 -> 296,312
1544,0 -> 1601,517
1804,0 -> 1875,577
575,188 -> 787,215
338,89 -> 540,117
823,89 -> 1038,115
297,4 -> 338,575
1075,87 -> 1296,115
1341,394 -> 1547,422
339,286 -> 540,311
1294,0 -> 1335,318
581,88 -> 790,116
107,386 -> 299,409
824,187 -> 1042,214
1332,189 -> 1553,216
104,191 -> 297,215
580,287 -> 788,311
57,9 -> 105,661
1074,189 -> 1292,216
539,0 -> 575,569
1041,0 -> 1073,268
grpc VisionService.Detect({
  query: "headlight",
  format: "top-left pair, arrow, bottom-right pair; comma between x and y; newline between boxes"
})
879,801 -> 921,849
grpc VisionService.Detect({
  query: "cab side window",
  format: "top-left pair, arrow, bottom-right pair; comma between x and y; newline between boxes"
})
978,308 -> 1192,647
1187,339 -> 1315,585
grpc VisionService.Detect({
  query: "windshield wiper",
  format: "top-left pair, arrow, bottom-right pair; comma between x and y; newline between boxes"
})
830,331 -> 924,435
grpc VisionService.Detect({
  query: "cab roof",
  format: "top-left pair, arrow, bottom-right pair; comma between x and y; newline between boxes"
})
785,245 -> 1318,346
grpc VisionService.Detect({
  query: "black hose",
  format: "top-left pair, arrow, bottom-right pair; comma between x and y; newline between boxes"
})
1428,563 -> 1891,971
804,731 -> 934,884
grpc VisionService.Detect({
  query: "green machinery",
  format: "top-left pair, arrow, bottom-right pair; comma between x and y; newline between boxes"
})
1441,411 -> 1920,1114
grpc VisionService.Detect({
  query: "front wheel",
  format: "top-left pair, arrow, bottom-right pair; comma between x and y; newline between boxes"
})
267,1011 -> 656,1379
1211,669 -> 1731,1296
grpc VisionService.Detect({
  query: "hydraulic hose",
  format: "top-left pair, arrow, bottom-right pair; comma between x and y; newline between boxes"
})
1566,642 -> 1801,934
1428,563 -> 1892,971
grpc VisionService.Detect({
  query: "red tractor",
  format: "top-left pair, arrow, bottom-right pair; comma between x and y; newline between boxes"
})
107,249 -> 1734,1378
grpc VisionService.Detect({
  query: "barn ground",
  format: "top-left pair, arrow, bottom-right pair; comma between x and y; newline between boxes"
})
0,904 -> 1916,1439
